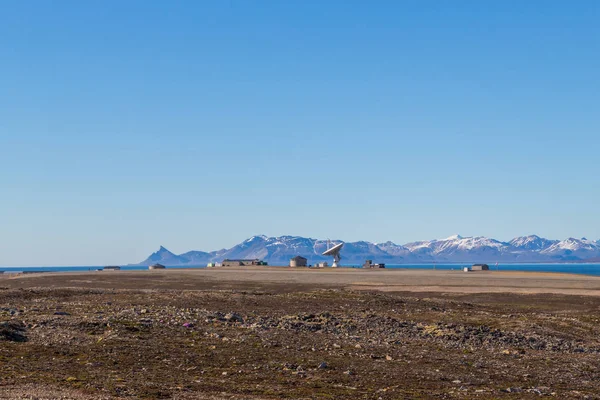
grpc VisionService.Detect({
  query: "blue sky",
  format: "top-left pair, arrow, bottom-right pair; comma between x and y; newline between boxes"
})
1,1 -> 599,266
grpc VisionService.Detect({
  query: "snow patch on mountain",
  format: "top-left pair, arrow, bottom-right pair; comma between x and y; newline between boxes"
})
540,238 -> 600,260
509,235 -> 558,251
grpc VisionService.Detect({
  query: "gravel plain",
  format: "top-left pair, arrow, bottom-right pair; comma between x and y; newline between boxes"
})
2,268 -> 600,399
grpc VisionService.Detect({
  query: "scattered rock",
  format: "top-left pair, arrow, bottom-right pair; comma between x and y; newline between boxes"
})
224,312 -> 244,324
502,387 -> 523,393
0,321 -> 27,342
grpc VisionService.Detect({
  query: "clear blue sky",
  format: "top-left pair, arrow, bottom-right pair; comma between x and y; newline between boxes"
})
1,1 -> 599,266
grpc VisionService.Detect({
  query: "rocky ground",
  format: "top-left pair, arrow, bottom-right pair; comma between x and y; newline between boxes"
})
2,286 -> 600,399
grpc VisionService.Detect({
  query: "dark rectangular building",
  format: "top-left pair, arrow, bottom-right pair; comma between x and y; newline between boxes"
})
222,259 -> 266,267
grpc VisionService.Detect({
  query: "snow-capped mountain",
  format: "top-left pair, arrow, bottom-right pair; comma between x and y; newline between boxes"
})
375,241 -> 411,258
403,235 -> 514,262
509,235 -> 558,251
540,238 -> 600,261
133,234 -> 600,266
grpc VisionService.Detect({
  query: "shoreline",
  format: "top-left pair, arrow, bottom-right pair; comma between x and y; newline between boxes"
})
4,260 -> 600,269
2,264 -> 595,277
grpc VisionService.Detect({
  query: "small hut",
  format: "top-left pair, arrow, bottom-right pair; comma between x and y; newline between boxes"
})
290,256 -> 308,267
471,264 -> 490,271
149,263 -> 166,270
363,260 -> 386,269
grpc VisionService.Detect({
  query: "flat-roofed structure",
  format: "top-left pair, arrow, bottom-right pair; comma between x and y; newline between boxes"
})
289,256 -> 308,267
104,266 -> 121,271
363,260 -> 386,269
471,264 -> 490,271
222,259 -> 267,267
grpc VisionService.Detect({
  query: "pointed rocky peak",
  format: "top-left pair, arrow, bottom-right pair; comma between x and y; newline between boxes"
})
154,246 -> 175,255
133,245 -> 187,266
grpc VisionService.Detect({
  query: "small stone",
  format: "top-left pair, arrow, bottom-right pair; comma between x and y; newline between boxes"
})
318,362 -> 328,369
224,312 -> 244,324
385,355 -> 393,361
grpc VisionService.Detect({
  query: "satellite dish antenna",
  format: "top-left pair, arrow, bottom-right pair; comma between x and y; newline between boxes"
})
322,241 -> 344,268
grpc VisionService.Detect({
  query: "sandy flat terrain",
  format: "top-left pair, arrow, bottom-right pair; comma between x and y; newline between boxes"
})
3,266 -> 600,296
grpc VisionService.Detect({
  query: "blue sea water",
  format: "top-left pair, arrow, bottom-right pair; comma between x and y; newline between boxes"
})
2,263 -> 600,276
384,263 -> 600,276
0,265 -> 204,273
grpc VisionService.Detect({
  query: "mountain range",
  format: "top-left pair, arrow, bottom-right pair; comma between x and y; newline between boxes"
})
133,234 -> 600,266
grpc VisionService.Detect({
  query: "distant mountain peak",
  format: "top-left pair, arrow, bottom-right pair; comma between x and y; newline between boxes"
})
443,234 -> 463,241
244,235 -> 268,243
509,235 -> 557,252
